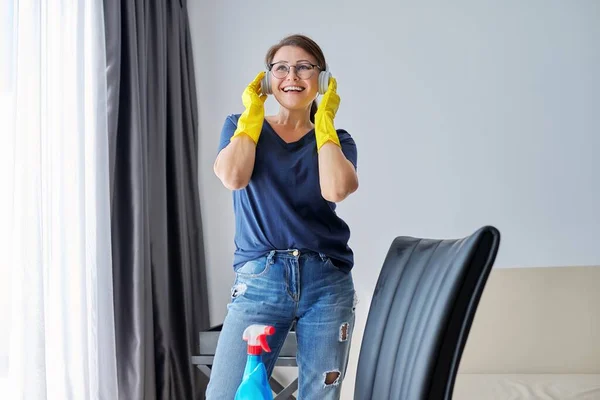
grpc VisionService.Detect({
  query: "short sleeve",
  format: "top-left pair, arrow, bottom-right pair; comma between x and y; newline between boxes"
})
337,129 -> 358,169
217,114 -> 241,154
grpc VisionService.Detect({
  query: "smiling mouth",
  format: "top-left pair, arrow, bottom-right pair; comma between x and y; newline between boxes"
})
281,86 -> 305,93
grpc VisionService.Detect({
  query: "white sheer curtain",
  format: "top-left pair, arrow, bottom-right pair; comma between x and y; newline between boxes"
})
2,0 -> 119,398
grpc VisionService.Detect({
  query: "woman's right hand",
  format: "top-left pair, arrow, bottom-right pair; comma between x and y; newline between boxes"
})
214,72 -> 266,190
231,71 -> 268,144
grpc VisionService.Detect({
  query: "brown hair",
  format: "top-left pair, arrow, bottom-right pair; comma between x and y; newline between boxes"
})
265,34 -> 326,123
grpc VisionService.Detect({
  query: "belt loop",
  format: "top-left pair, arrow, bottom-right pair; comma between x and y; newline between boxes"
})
318,252 -> 327,262
267,250 -> 276,264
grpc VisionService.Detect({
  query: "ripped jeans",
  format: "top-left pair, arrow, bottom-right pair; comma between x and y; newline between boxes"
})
205,249 -> 356,400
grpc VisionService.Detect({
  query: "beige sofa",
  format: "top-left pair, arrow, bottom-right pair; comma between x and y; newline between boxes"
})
453,266 -> 600,399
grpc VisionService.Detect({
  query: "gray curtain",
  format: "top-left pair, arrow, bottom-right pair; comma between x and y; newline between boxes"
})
103,0 -> 210,399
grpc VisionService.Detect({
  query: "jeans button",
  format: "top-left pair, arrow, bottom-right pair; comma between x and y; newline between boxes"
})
292,249 -> 299,256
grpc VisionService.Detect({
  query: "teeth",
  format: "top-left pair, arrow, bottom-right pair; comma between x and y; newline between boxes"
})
283,86 -> 303,92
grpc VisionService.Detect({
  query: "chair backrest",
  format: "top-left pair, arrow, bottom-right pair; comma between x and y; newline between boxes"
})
354,226 -> 501,400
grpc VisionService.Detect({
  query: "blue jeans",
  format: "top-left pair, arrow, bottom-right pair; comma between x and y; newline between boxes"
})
205,249 -> 356,400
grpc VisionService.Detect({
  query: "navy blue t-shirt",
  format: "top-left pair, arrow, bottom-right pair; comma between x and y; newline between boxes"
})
217,114 -> 358,273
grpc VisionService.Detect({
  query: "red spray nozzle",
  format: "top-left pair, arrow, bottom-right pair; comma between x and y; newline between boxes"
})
242,325 -> 276,355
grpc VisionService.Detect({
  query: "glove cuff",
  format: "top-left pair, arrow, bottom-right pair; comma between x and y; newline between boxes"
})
315,117 -> 341,151
232,108 -> 263,144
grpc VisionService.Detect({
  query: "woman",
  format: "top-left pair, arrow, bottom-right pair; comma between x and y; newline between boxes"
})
206,34 -> 359,400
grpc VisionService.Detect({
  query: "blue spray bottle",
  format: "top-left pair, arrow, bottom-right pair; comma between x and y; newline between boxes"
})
234,324 -> 276,400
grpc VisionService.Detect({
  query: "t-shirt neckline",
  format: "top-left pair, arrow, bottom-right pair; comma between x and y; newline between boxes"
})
263,119 -> 315,149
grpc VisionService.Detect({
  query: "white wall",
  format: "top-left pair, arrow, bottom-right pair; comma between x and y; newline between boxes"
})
188,1 -> 600,397
0,95 -> 13,377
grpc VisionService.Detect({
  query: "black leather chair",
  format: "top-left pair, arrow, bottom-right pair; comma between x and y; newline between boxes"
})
354,226 -> 501,400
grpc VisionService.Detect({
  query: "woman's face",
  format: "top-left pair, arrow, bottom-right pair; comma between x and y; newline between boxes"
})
269,45 -> 320,113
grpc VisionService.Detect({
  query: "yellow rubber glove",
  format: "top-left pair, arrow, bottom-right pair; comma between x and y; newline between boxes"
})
231,71 -> 268,144
314,76 -> 341,150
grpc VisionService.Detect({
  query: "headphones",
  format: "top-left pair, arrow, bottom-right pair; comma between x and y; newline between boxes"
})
261,63 -> 331,95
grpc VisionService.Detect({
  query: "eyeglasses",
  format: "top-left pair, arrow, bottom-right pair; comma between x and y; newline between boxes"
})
268,61 -> 321,80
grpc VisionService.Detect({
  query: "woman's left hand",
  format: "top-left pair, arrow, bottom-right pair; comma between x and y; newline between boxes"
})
314,77 -> 341,150
316,77 -> 340,118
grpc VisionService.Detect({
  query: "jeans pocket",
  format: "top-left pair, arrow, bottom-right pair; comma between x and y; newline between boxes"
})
234,256 -> 271,278
323,256 -> 345,273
